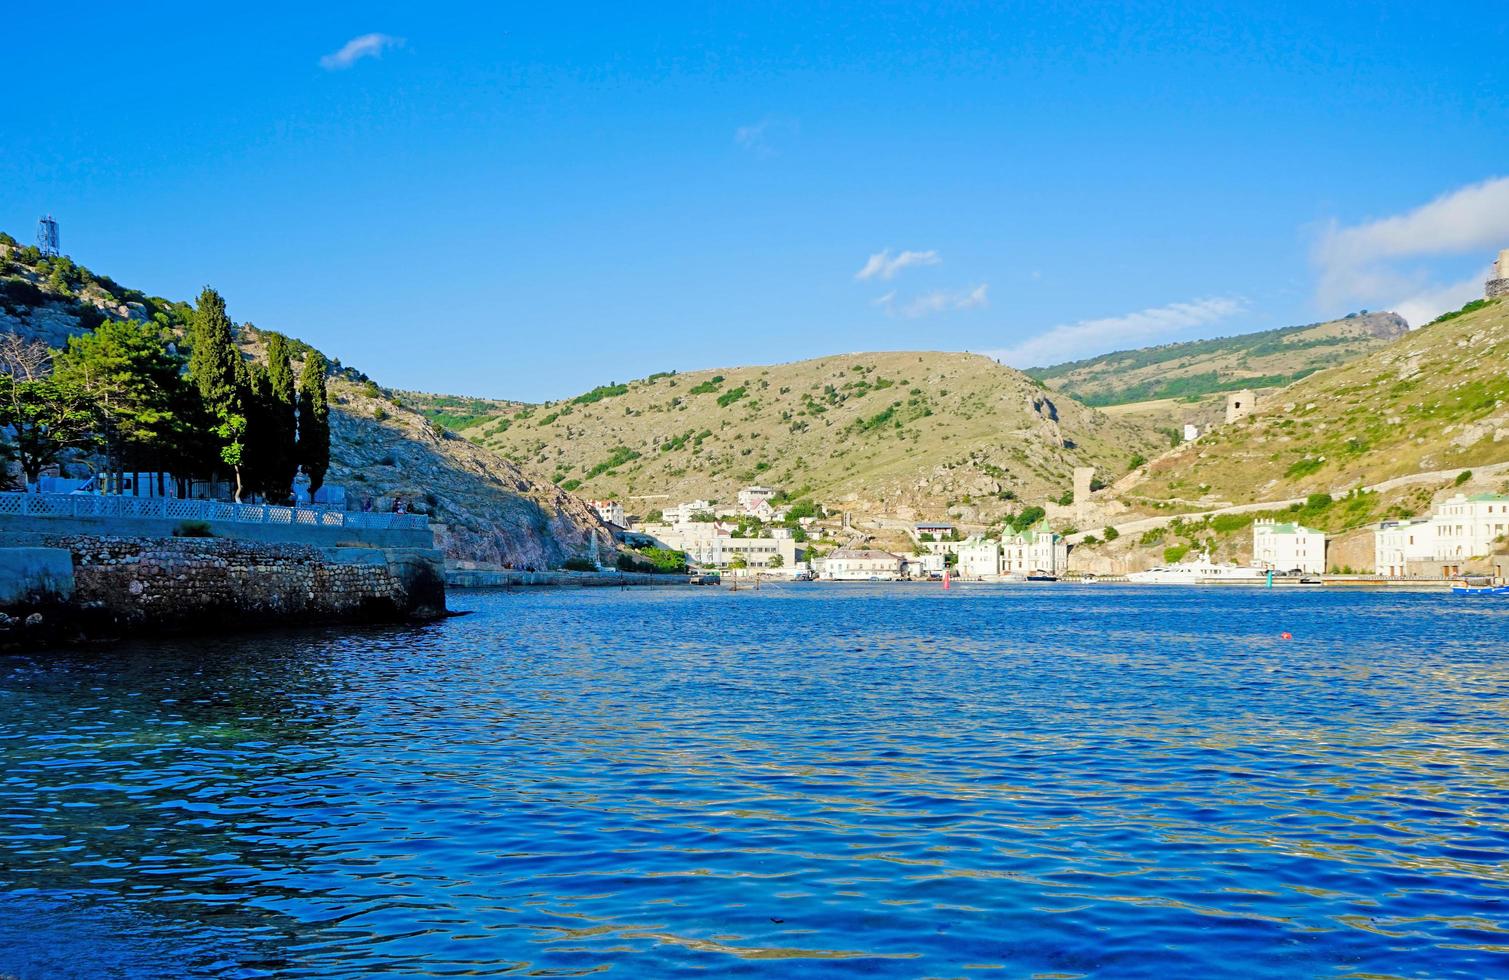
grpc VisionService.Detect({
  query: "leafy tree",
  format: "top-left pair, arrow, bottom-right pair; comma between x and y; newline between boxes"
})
767,553 -> 784,568
0,376 -> 100,488
297,350 -> 330,494
54,319 -> 200,491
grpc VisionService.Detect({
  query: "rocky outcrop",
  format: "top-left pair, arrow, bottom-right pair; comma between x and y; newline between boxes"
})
328,379 -> 612,569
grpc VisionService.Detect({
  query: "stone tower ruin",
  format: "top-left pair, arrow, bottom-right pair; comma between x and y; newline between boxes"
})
1488,249 -> 1509,300
1225,389 -> 1257,424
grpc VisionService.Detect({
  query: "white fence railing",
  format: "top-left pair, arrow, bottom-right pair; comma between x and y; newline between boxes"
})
0,492 -> 430,531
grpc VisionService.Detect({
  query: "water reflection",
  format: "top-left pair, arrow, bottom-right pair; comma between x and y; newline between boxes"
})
2,585 -> 1507,977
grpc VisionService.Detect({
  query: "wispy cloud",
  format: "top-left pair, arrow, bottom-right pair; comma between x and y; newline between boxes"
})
1313,176 -> 1509,325
877,282 -> 989,318
989,297 -> 1246,368
320,33 -> 404,71
855,248 -> 942,282
734,117 -> 797,155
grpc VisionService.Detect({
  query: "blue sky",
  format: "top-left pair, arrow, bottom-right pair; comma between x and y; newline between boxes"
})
3,2 -> 1506,400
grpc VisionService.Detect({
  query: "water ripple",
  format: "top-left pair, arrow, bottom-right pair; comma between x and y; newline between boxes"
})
2,584 -> 1507,977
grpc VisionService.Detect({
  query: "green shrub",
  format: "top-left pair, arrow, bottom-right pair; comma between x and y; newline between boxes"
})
1285,457 -> 1324,479
1456,470 -> 1473,486
172,520 -> 214,538
1102,526 -> 1119,542
716,386 -> 748,407
561,557 -> 597,572
1163,544 -> 1190,564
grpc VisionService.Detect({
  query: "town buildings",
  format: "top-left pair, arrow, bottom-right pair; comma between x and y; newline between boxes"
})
1370,493 -> 1509,578
1252,519 -> 1326,574
950,524 -> 1068,579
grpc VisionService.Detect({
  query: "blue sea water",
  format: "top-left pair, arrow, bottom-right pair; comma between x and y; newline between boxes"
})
2,583 -> 1507,978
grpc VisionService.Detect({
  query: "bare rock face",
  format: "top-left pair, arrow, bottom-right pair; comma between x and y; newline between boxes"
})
329,380 -> 610,568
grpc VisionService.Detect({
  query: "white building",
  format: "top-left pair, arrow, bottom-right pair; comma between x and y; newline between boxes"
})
1183,423 -> 1200,442
662,499 -> 715,525
740,497 -> 778,522
904,553 -> 946,578
737,486 -> 777,508
913,522 -> 955,541
956,539 -> 1001,578
649,521 -> 800,571
1374,519 -> 1436,577
821,548 -> 904,581
1431,493 -> 1509,561
588,499 -> 625,527
1252,519 -> 1326,574
1001,524 -> 1068,576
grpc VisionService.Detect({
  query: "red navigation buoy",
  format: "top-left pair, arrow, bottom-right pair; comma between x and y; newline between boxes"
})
1280,631 -> 1293,640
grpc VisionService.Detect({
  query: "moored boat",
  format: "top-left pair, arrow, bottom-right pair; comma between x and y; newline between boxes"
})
1127,554 -> 1268,585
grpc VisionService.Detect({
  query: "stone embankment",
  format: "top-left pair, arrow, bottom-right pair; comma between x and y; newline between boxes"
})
0,534 -> 445,647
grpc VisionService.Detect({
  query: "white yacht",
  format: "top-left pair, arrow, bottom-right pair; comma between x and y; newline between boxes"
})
1126,553 -> 1268,585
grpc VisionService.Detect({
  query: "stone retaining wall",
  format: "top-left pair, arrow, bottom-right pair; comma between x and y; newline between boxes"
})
0,535 -> 446,645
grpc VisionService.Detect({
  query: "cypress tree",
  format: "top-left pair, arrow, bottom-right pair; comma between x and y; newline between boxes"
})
264,333 -> 298,502
187,287 -> 249,500
297,351 -> 330,495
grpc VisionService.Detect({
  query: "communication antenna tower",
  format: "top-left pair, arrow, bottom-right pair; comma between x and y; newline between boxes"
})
36,215 -> 60,257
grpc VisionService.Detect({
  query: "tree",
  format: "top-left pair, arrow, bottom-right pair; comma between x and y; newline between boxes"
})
54,319 -> 199,493
767,553 -> 784,569
297,350 -> 330,494
0,332 -> 52,380
187,287 -> 249,499
187,287 -> 240,407
263,333 -> 298,501
0,376 -> 100,488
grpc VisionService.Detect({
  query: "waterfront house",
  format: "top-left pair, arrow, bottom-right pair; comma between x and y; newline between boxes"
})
821,548 -> 904,581
1431,493 -> 1509,562
904,553 -> 946,578
1252,519 -> 1326,574
1001,524 -> 1068,576
956,539 -> 1001,578
1374,519 -> 1436,577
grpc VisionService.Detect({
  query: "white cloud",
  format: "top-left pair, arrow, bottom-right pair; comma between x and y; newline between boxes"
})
989,297 -> 1246,368
877,282 -> 988,318
855,248 -> 942,281
320,33 -> 404,71
1313,176 -> 1509,324
734,117 -> 798,155
1391,271 -> 1489,331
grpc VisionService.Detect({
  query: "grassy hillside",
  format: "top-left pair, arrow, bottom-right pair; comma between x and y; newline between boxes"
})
458,351 -> 1165,521
0,235 -> 611,567
1027,311 -> 1408,406
1127,299 -> 1509,505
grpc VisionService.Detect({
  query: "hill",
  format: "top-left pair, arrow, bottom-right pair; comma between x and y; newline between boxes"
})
0,234 -> 611,568
1026,311 -> 1408,406
1124,298 -> 1509,507
455,351 -> 1165,523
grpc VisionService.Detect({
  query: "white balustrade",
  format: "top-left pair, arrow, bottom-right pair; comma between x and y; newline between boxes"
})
0,492 -> 429,531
